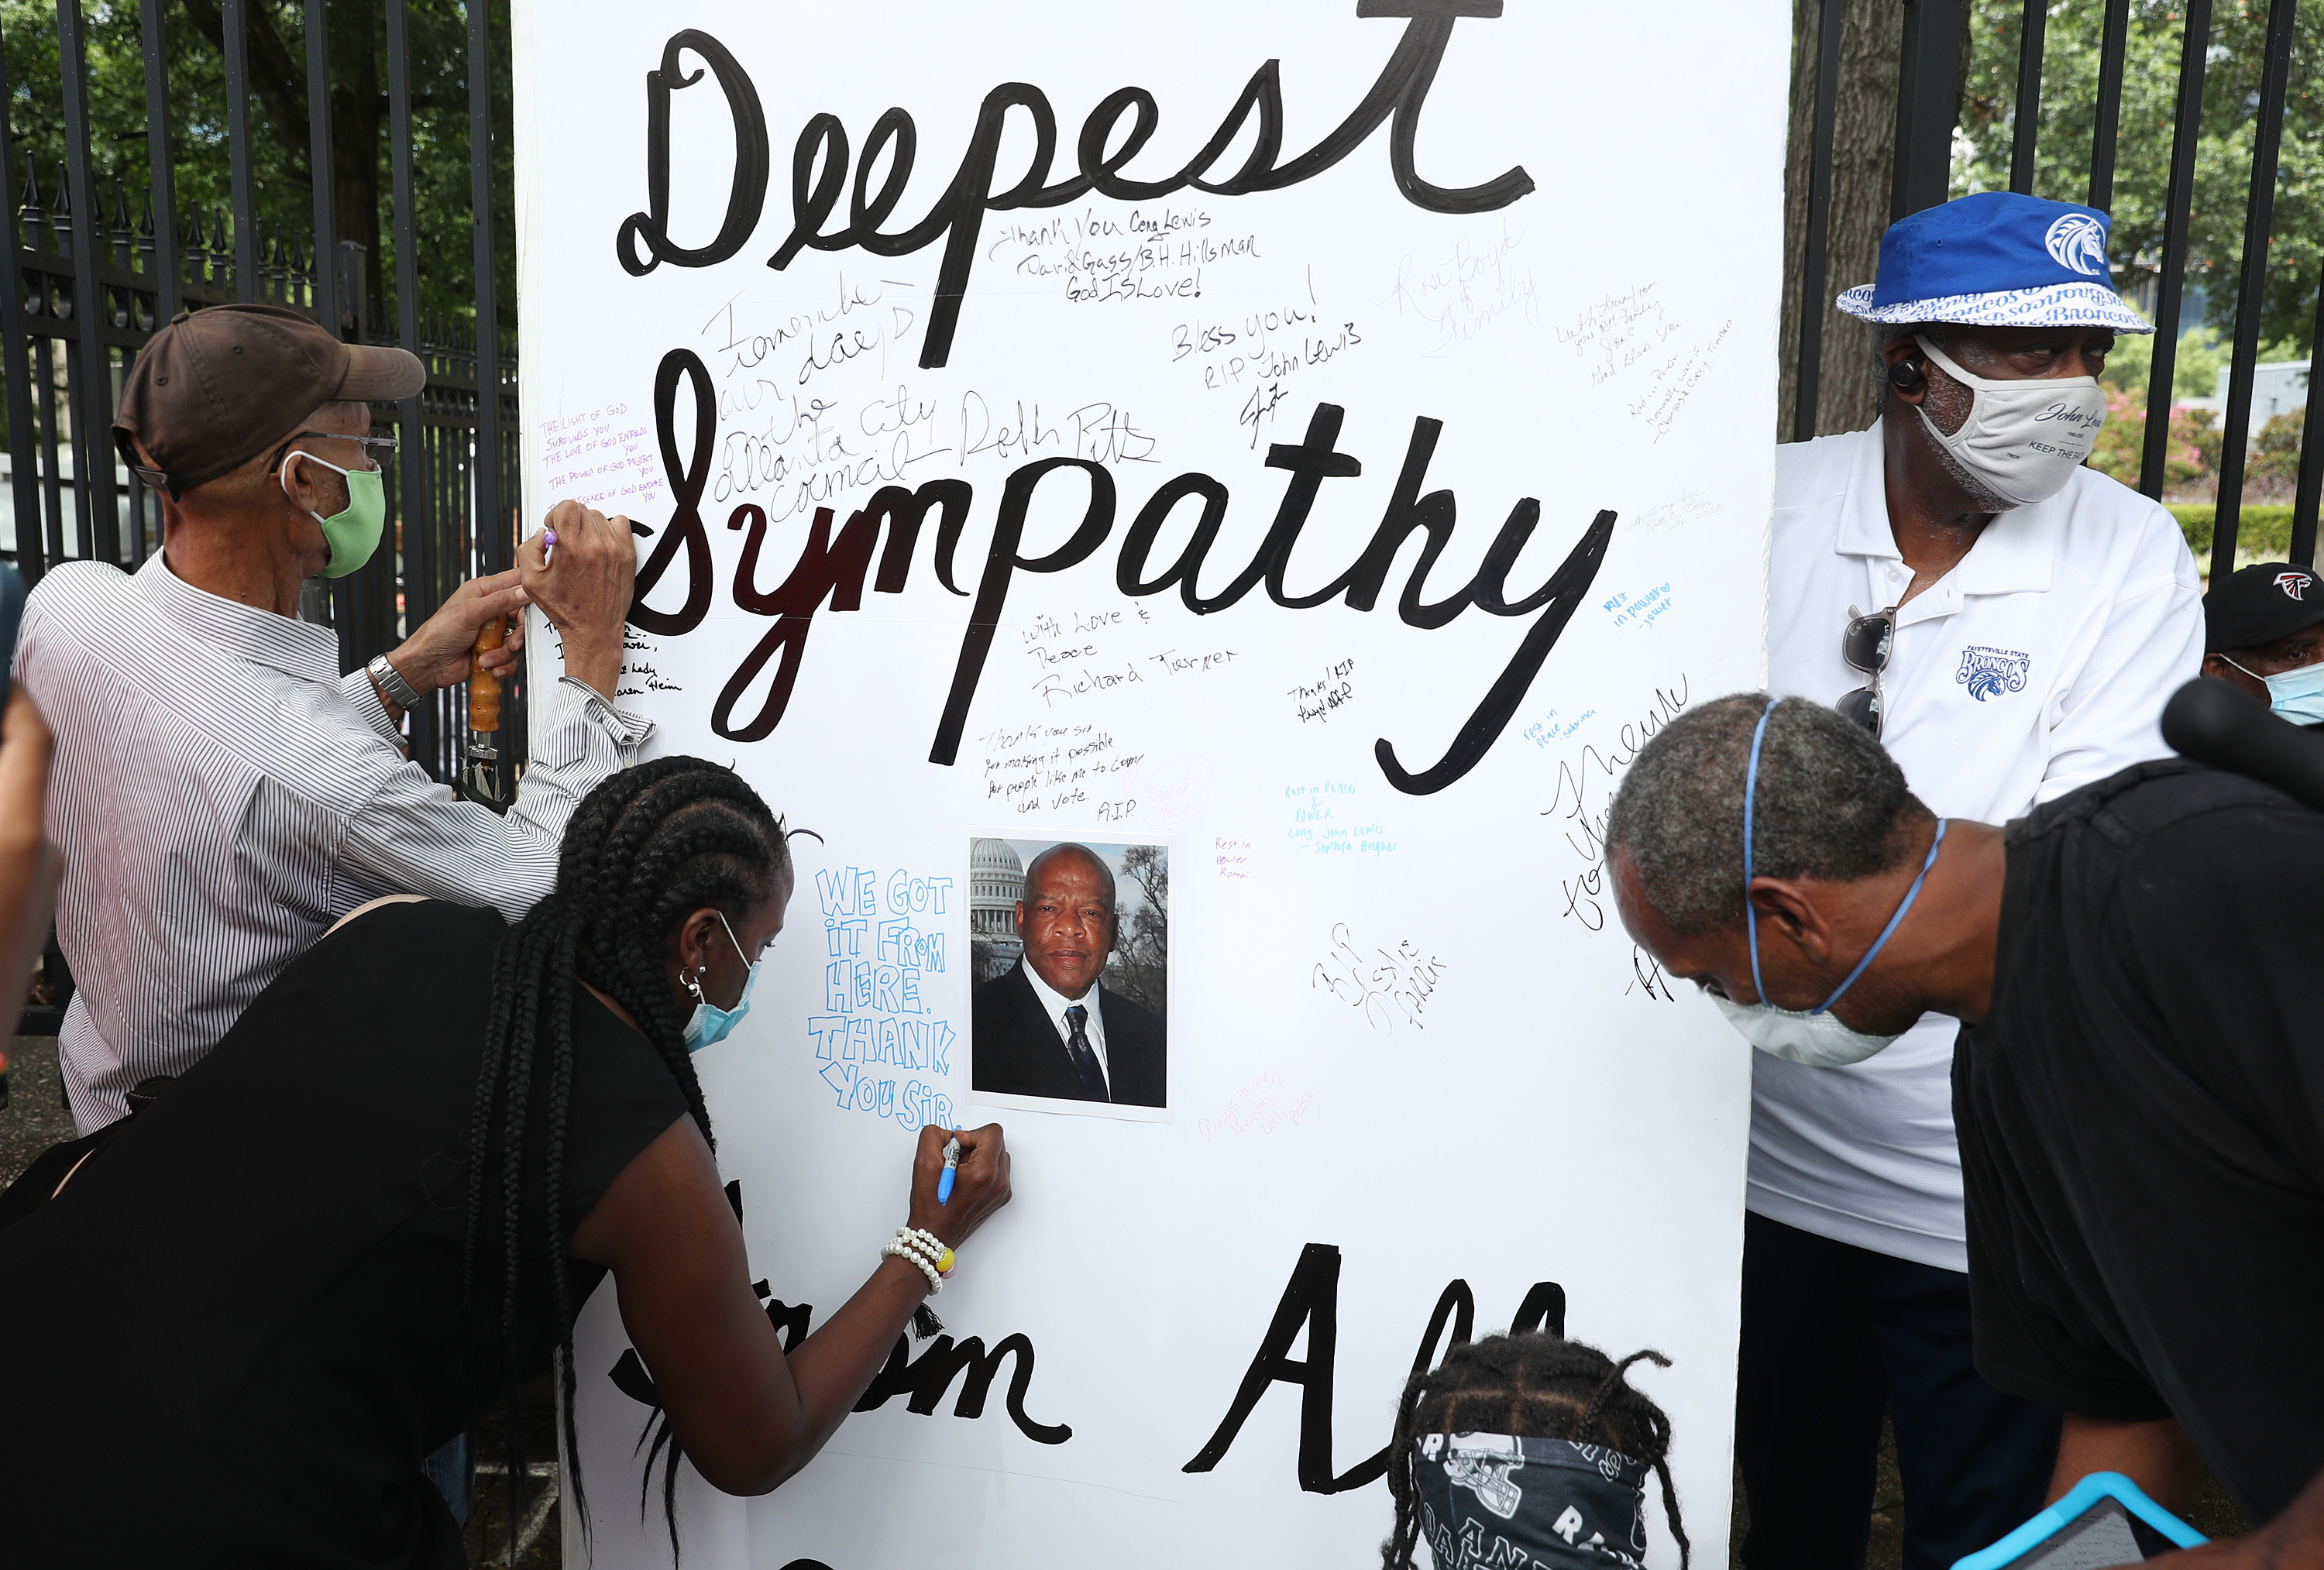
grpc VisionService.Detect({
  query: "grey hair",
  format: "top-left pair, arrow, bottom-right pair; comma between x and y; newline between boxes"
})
1606,693 -> 1930,935
1023,841 -> 1116,917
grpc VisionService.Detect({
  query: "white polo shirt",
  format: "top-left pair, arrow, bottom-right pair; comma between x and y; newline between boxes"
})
1756,421 -> 2202,1271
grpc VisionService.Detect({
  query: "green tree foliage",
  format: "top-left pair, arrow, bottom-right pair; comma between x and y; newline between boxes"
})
1955,0 -> 2324,366
0,0 -> 511,335
2102,318 -> 2235,400
1109,846 -> 1169,1023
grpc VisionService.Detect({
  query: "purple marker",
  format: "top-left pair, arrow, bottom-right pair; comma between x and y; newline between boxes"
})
542,527 -> 559,568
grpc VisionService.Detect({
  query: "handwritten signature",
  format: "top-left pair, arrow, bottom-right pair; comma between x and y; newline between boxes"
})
1201,1072 -> 1318,1141
1541,679 -> 1690,933
1311,923 -> 1446,1032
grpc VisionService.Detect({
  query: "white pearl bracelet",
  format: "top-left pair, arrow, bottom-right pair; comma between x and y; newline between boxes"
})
882,1238 -> 944,1293
887,1231 -> 951,1342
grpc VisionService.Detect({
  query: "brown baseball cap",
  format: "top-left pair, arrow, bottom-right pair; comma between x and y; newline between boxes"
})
112,303 -> 425,496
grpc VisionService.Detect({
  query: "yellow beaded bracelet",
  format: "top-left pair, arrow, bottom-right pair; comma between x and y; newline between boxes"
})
897,1225 -> 957,1279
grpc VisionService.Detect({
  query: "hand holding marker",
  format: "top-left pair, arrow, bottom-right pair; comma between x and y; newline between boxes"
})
937,1133 -> 961,1204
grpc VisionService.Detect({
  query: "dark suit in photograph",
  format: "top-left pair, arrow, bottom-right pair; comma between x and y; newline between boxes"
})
972,964 -> 1166,1108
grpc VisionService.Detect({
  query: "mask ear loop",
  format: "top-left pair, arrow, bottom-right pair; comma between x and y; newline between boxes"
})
1810,819 -> 1948,1014
278,448 -> 348,525
715,909 -> 752,967
1746,696 -> 1948,1017
1913,335 -> 1992,391
1744,699 -> 1778,1005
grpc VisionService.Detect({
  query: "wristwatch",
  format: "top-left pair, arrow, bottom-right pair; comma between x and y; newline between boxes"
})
366,654 -> 423,713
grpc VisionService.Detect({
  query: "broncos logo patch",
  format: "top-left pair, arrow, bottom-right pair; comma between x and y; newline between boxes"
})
1956,645 -> 2032,702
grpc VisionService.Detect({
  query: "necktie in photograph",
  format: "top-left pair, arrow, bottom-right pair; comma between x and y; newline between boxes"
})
1063,1004 -> 1109,1101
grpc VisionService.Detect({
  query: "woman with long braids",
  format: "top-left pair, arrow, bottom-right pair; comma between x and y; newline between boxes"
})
1382,1333 -> 1691,1570
0,755 -> 1010,1567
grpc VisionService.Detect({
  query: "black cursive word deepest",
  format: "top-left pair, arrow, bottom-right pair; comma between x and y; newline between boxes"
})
615,3 -> 1535,368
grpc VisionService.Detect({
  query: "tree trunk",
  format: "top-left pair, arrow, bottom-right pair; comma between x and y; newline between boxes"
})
181,0 -> 385,340
180,0 -> 310,170
1777,0 -> 1905,441
328,0 -> 386,338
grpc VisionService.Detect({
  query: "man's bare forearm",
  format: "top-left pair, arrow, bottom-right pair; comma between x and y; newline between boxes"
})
2051,1412 -> 2203,1514
560,632 -> 624,699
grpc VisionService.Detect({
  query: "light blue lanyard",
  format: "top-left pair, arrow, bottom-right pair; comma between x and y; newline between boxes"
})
1745,699 -> 1947,1014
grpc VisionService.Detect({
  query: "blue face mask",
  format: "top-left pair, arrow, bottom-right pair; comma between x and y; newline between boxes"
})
2223,654 -> 2324,727
682,911 -> 759,1053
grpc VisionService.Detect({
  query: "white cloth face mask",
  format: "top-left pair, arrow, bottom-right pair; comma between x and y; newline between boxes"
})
1710,989 -> 1904,1068
1913,335 -> 2107,507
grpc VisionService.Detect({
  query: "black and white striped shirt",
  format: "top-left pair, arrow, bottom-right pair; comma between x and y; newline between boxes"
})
18,553 -> 655,1132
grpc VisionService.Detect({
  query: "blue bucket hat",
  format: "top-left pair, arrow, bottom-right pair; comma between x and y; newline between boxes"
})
1836,191 -> 2152,334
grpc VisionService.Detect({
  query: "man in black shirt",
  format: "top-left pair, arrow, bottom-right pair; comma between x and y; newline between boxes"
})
1603,692 -> 2324,1560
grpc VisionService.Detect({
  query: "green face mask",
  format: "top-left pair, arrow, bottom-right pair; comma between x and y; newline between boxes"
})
284,452 -> 386,579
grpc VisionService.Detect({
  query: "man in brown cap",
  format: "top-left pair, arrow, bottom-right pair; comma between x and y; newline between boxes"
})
17,303 -> 648,1132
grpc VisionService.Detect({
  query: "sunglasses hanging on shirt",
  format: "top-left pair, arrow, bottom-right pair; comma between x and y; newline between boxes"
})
1838,604 -> 1896,737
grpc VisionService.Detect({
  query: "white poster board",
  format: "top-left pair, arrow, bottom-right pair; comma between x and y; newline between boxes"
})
510,4 -> 1786,1564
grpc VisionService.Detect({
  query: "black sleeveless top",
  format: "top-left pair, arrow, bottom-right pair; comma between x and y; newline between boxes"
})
0,900 -> 691,1568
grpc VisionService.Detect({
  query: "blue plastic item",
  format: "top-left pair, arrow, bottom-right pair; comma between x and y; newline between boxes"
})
1951,1472 -> 2207,1570
937,1133 -> 960,1205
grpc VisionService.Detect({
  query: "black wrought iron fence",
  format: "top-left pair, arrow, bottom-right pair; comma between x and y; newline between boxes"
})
1786,0 -> 2323,575
0,0 -> 520,792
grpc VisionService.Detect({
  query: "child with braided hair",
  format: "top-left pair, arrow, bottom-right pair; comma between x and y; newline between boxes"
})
0,755 -> 1012,1567
1384,1333 -> 1692,1570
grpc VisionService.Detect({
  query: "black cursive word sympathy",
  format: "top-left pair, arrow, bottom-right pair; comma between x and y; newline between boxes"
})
631,349 -> 1614,796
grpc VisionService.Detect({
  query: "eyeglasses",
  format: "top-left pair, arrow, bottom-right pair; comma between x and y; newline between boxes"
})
116,428 -> 400,499
266,430 -> 399,475
1837,604 -> 1896,737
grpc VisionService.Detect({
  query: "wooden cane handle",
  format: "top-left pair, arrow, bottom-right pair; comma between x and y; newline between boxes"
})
469,619 -> 504,733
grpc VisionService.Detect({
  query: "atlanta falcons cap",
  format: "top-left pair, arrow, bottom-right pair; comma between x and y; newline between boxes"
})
2203,561 -> 2324,652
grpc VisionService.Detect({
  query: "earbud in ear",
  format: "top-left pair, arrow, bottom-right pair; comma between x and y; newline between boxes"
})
1889,358 -> 1927,393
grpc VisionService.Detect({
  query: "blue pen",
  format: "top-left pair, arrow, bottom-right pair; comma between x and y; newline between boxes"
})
937,1133 -> 961,1204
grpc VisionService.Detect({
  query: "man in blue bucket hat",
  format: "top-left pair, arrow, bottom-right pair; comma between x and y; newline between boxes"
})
1739,192 -> 2203,1570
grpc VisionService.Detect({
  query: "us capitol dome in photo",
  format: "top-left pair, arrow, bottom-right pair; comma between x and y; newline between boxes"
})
970,838 -> 1026,972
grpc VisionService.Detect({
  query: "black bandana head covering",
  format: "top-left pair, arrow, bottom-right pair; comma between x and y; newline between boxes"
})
1412,1432 -> 1652,1570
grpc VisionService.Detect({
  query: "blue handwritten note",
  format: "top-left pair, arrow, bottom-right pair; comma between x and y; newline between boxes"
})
809,864 -> 959,1132
1285,780 -> 1398,857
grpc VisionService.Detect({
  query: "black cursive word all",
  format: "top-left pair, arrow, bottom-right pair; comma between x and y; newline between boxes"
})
1182,1243 -> 1564,1493
615,3 -> 1535,368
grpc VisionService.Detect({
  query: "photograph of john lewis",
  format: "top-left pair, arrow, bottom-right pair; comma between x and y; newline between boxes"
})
970,837 -> 1167,1112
